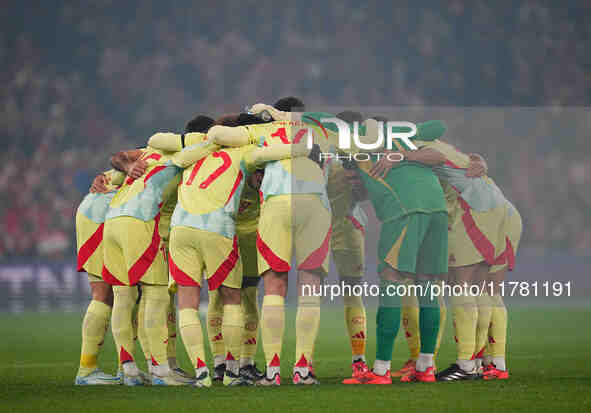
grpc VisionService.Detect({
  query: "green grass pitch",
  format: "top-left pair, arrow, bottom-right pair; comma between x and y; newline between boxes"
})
1,306 -> 590,413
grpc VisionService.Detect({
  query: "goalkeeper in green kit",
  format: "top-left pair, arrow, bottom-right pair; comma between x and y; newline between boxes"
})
343,119 -> 448,384
352,119 -> 448,384
309,113 -> 448,384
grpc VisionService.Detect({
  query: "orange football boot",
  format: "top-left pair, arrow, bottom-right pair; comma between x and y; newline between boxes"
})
482,364 -> 509,380
391,359 -> 416,378
400,366 -> 436,383
343,370 -> 392,384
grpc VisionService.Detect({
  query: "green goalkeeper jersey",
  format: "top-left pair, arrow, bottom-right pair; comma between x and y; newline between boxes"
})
302,112 -> 446,222
357,159 -> 446,222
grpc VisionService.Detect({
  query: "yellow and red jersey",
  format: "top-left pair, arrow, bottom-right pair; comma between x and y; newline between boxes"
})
415,139 -> 521,270
171,141 -> 307,239
77,169 -> 125,224
243,121 -> 330,209
172,146 -> 254,239
76,169 -> 125,274
106,147 -> 181,222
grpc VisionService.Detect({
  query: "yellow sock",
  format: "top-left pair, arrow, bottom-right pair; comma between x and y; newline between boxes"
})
343,295 -> 366,360
488,294 -> 507,359
112,286 -> 138,364
475,292 -> 492,358
207,289 -> 225,365
295,295 -> 320,365
142,284 -> 170,366
240,287 -> 259,363
179,308 -> 206,368
222,304 -> 243,375
136,296 -> 151,364
434,294 -> 447,359
78,300 -> 111,377
167,292 -> 177,361
261,295 -> 285,367
450,294 -> 478,360
401,285 -> 420,360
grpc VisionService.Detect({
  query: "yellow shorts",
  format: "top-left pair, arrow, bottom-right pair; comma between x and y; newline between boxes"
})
448,199 -> 522,273
238,229 -> 258,278
257,194 -> 331,275
490,204 -> 523,273
102,216 -> 168,286
331,214 -> 365,278
76,213 -> 105,278
168,226 -> 242,290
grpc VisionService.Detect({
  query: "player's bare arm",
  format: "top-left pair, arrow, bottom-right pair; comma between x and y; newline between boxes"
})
110,149 -> 146,179
89,173 -> 109,193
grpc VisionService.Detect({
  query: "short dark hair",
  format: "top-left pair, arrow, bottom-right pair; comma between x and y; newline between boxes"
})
336,111 -> 364,123
185,115 -> 215,133
236,113 -> 271,126
273,96 -> 305,112
370,115 -> 389,122
215,114 -> 240,127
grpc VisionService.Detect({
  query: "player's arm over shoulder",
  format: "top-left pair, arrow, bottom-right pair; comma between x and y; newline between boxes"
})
172,141 -> 220,169
207,125 -> 252,147
414,138 -> 487,176
242,142 -> 310,172
148,132 -> 207,152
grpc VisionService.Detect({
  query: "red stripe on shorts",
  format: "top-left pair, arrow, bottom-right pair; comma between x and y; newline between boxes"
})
102,264 -> 125,286
492,236 -> 515,271
256,231 -> 290,273
77,223 -> 104,272
208,236 -> 240,291
298,226 -> 332,271
169,254 -> 200,287
458,197 -> 495,265
505,237 -> 515,270
128,214 -> 162,285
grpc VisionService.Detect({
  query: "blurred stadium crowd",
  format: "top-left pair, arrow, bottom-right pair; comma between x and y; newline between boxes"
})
1,1 -> 590,258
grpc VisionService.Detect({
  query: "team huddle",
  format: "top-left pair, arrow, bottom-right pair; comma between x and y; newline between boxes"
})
74,96 -> 522,387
